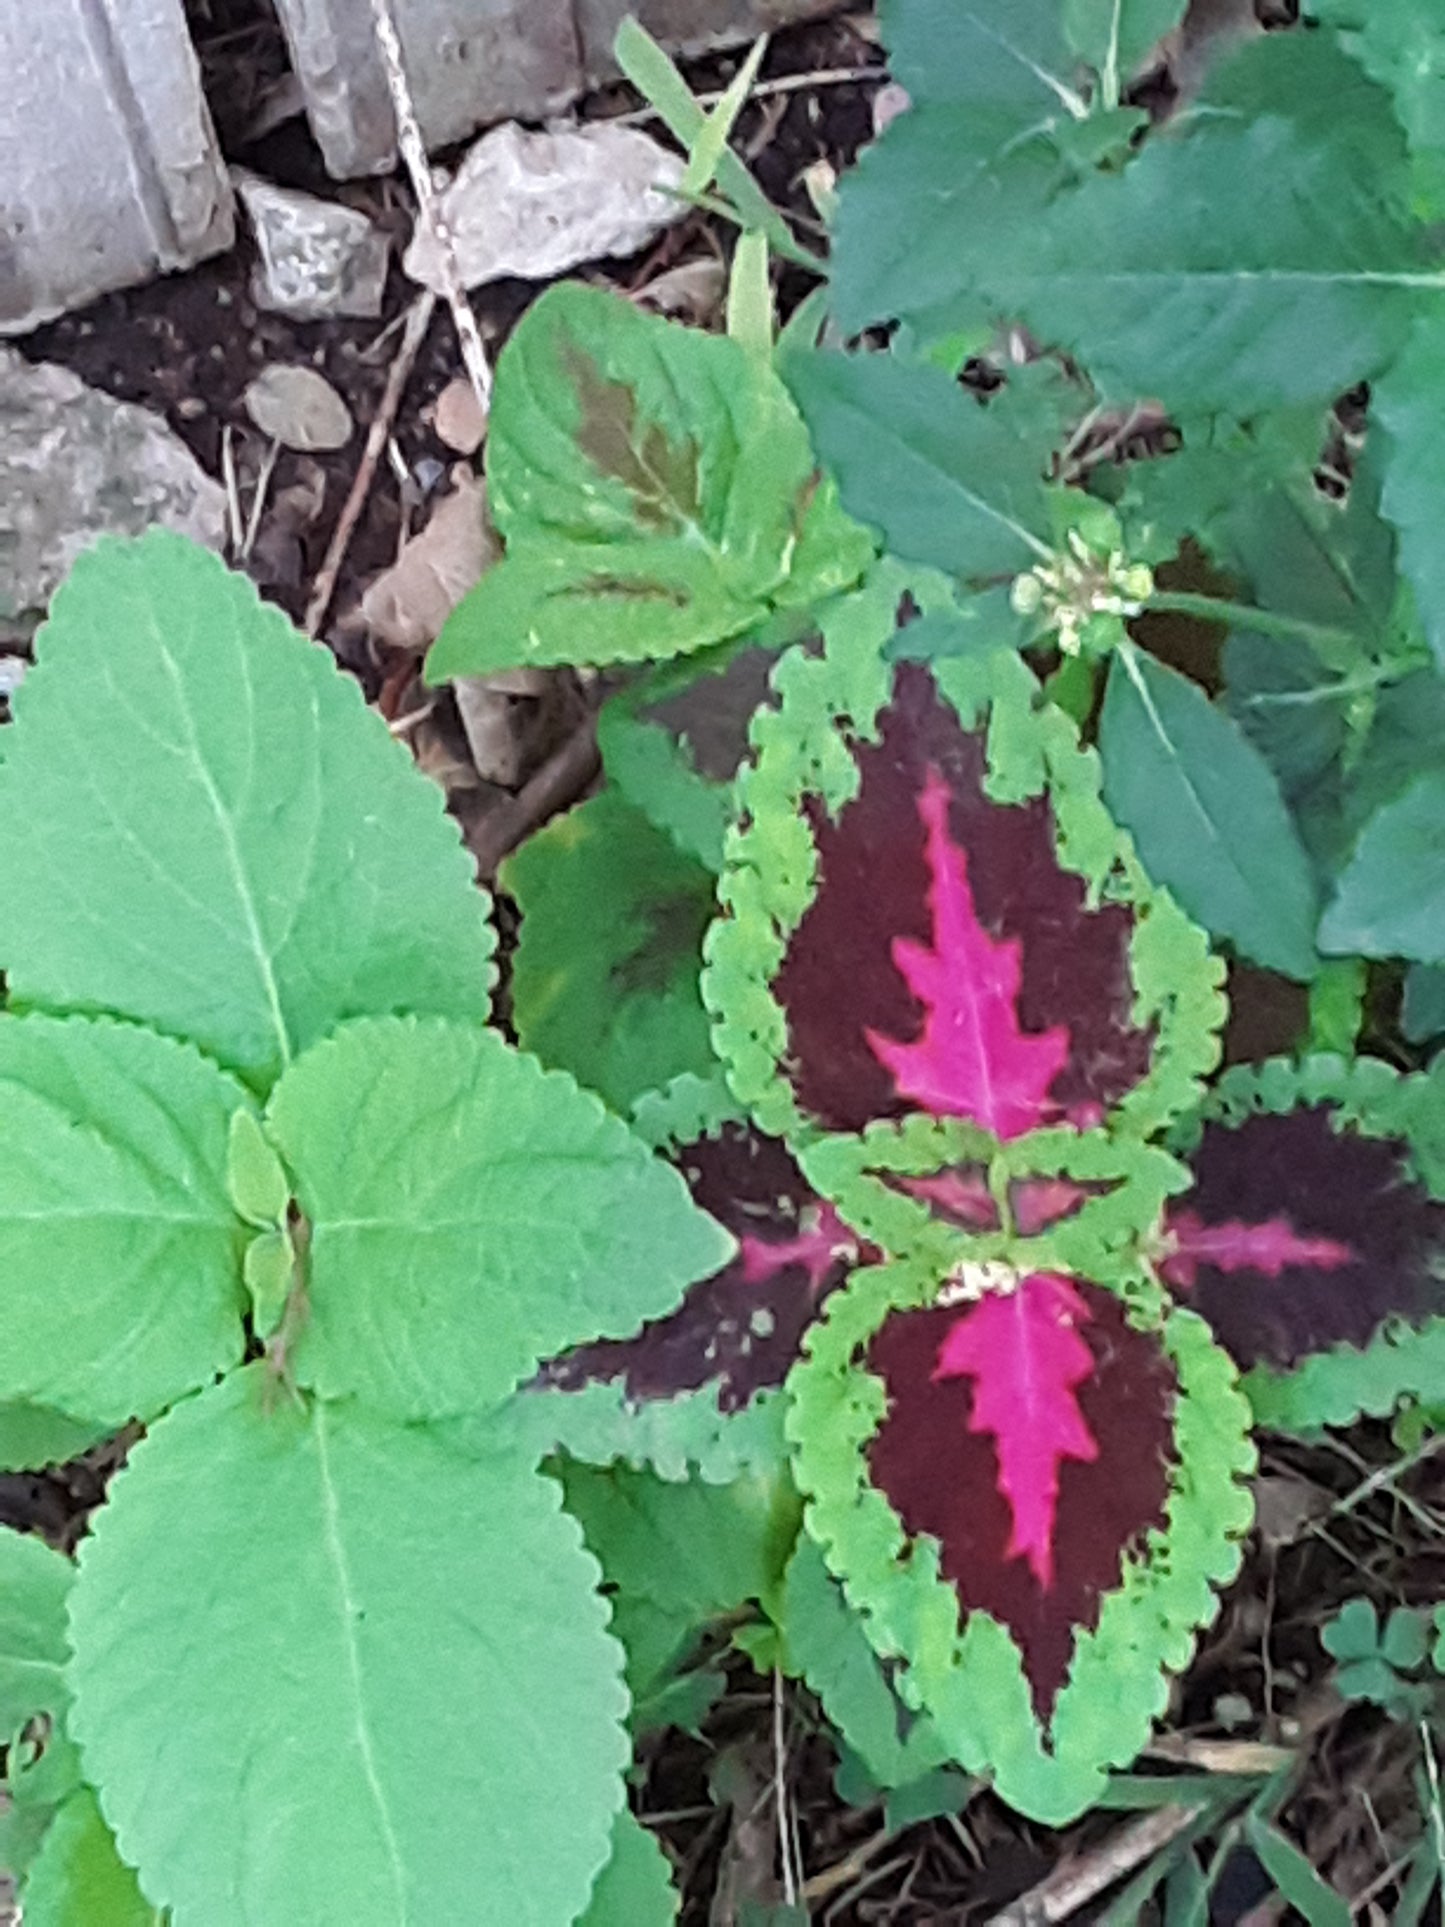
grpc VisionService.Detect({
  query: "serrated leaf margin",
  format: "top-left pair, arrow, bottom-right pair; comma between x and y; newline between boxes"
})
786,1253 -> 1255,1824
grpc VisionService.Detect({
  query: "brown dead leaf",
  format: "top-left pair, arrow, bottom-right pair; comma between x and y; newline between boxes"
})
631,256 -> 727,328
432,377 -> 489,456
359,465 -> 498,652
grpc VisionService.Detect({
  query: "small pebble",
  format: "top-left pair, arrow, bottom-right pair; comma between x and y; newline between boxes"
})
244,363 -> 353,452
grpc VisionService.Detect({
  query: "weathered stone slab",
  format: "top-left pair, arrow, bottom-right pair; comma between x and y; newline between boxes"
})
272,0 -> 837,179
0,0 -> 233,335
270,0 -> 582,179
578,0 -> 838,79
0,351 -> 228,632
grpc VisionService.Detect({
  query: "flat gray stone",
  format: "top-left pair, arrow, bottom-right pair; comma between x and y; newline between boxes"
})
233,171 -> 390,320
271,0 -> 581,179
579,0 -> 838,79
0,351 -> 228,629
0,0 -> 233,334
271,0 -> 837,179
404,122 -> 684,292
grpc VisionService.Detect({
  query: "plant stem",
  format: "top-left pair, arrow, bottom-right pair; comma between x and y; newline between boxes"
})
1141,591 -> 1358,653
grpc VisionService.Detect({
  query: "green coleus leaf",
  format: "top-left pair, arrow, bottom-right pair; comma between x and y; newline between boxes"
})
0,1527 -> 71,1751
0,1015 -> 248,1427
973,34 -> 1430,410
19,1788 -> 157,1927
428,282 -> 872,679
1404,963 -> 1445,1042
1310,0 -> 1445,216
265,1016 -> 735,1419
1100,642 -> 1322,981
0,533 -> 494,1095
1320,771 -> 1445,962
226,1108 -> 290,1229
501,787 -> 718,1114
776,1534 -> 952,1792
789,1256 -> 1254,1825
579,1810 -> 679,1927
68,1370 -> 628,1926
1375,315 -> 1445,674
780,350 -> 1064,582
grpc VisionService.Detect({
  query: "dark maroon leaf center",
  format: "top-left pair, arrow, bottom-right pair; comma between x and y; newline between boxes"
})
866,1282 -> 1176,1718
776,665 -> 1152,1136
880,1168 -> 1095,1237
537,1124 -> 863,1413
1167,1108 -> 1445,1372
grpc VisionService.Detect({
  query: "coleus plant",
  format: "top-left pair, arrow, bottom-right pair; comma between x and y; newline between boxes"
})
0,532 -> 748,1923
421,36 -> 1445,1799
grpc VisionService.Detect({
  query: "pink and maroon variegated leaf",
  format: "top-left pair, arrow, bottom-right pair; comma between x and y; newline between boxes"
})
866,1284 -> 1175,1715
538,1121 -> 865,1417
881,1168 -> 1097,1237
774,666 -> 1152,1138
1165,1104 -> 1445,1376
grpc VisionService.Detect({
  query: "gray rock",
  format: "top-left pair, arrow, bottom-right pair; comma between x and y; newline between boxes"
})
0,351 -> 227,629
403,122 -> 685,293
269,0 -> 837,179
0,0 -> 233,335
233,172 -> 390,320
243,366 -> 354,453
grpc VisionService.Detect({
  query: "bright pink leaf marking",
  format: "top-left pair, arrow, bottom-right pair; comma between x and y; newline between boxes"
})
864,769 -> 1069,1140
1160,1208 -> 1356,1292
738,1201 -> 858,1297
933,1272 -> 1098,1589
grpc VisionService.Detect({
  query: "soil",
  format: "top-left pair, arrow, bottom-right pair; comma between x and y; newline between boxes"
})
4,5 -> 1435,1922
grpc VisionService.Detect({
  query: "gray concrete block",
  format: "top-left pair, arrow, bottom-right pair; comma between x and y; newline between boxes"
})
578,0 -> 839,81
0,0 -> 233,335
273,0 -> 838,179
271,0 -> 583,180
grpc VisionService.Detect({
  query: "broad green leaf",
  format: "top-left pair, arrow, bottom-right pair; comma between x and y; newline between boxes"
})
562,1462 -> 799,1625
1405,964 -> 1445,1042
1101,644 -> 1321,979
1064,0 -> 1187,93
1319,771 -> 1445,962
0,1015 -> 248,1426
266,1017 -> 735,1418
68,1371 -> 628,1926
502,788 -> 718,1113
19,1789 -> 157,1927
1375,314 -> 1445,673
0,1528 -> 71,1748
781,349 -> 1058,579
0,1406 -> 108,1475
974,35 -> 1430,410
1312,0 -> 1445,216
579,1810 -> 678,1926
778,1536 -> 951,1792
0,534 -> 494,1093
429,283 -> 870,678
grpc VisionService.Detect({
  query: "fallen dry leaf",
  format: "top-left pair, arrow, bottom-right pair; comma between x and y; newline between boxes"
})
432,377 -> 489,456
244,364 -> 353,452
360,466 -> 498,653
632,256 -> 727,327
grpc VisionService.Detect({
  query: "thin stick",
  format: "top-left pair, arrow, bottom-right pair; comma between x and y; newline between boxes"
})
985,1804 -> 1204,1925
464,720 -> 601,877
616,62 -> 890,125
240,436 -> 281,562
368,0 -> 491,412
303,289 -> 436,638
772,1668 -> 799,1907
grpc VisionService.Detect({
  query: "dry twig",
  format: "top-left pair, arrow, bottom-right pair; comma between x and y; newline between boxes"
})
303,290 -> 436,637
367,0 -> 491,413
985,1804 -> 1205,1925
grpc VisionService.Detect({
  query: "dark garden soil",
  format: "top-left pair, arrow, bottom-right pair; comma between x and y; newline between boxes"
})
6,3 -> 1436,1920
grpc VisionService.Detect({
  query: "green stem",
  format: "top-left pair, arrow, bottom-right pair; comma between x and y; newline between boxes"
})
1141,591 -> 1358,654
